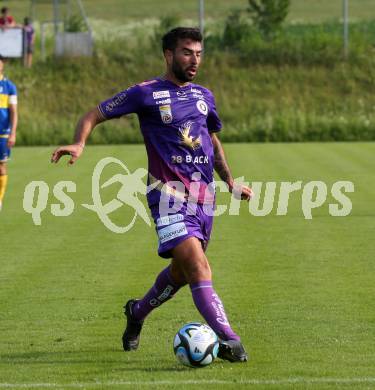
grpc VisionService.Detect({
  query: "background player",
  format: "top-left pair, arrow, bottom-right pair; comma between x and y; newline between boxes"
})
51,27 -> 252,362
0,55 -> 18,210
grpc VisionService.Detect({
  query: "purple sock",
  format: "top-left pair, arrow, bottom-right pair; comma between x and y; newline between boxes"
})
190,281 -> 240,341
132,266 -> 183,321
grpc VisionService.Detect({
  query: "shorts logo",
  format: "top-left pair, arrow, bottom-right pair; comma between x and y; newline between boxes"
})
153,90 -> 170,99
156,213 -> 184,227
196,100 -> 208,116
158,222 -> 188,243
159,104 -> 173,124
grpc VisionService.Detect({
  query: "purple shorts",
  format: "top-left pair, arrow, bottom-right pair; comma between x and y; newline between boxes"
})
150,201 -> 214,259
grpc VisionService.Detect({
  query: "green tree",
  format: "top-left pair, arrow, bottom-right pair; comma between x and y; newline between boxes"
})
248,0 -> 290,38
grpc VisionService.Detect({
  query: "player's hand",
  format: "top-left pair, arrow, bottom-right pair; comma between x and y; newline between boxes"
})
230,182 -> 253,201
7,134 -> 16,148
51,143 -> 84,165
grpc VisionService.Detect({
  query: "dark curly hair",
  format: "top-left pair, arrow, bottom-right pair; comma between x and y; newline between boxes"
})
162,27 -> 202,52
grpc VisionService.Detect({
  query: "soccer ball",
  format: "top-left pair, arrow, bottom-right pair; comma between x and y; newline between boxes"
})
173,322 -> 219,368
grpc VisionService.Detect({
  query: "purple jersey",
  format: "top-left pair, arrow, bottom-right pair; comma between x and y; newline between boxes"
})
24,25 -> 34,45
98,78 -> 222,206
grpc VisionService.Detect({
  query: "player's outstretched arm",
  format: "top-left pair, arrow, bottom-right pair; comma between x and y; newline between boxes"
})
51,107 -> 105,165
210,133 -> 253,201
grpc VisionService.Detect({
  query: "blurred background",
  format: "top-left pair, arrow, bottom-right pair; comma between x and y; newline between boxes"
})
2,0 -> 375,145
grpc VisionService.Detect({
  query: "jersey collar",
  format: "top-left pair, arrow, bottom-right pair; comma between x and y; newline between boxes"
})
158,76 -> 191,89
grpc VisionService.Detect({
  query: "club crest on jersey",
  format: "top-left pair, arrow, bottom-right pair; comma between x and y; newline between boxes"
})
159,104 -> 173,124
196,100 -> 208,116
179,121 -> 201,150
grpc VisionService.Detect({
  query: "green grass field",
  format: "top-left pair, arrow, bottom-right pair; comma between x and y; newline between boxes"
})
0,143 -> 374,389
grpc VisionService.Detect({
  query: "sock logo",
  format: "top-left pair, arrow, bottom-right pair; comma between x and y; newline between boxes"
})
211,293 -> 230,326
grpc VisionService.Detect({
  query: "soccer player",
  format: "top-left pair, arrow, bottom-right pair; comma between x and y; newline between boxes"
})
51,27 -> 253,362
0,55 -> 18,211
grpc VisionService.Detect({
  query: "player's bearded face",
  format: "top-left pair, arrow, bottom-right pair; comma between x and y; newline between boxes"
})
171,39 -> 202,82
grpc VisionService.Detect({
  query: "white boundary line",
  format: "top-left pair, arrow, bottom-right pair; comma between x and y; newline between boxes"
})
1,378 -> 375,388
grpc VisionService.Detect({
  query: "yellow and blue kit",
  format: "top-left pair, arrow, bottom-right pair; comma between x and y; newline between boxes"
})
0,76 -> 17,162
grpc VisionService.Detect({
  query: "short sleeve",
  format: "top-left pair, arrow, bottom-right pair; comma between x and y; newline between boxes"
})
8,81 -> 17,104
98,85 -> 143,120
206,91 -> 222,133
8,81 -> 17,96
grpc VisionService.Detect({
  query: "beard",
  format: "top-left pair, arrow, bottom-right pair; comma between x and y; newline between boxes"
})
172,58 -> 195,82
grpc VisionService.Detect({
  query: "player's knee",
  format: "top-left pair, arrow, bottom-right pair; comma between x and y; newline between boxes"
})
170,260 -> 187,286
171,237 -> 212,283
184,256 -> 211,284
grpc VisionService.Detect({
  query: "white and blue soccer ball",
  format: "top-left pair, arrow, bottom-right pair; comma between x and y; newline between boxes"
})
173,322 -> 219,368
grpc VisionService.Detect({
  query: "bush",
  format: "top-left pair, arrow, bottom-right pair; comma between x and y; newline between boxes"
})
64,14 -> 86,33
222,10 -> 251,47
9,16 -> 375,145
248,0 -> 290,38
207,17 -> 375,66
